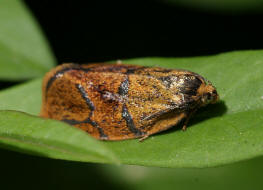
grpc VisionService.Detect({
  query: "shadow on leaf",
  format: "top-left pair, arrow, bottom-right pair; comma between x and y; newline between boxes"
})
190,100 -> 227,126
158,100 -> 227,136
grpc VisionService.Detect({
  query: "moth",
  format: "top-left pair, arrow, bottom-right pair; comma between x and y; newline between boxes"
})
40,63 -> 219,141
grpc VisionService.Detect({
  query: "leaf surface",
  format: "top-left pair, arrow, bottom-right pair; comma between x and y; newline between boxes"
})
0,110 -> 118,164
0,0 -> 56,80
0,50 -> 263,167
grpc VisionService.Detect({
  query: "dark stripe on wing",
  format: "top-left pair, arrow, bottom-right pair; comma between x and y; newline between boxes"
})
64,83 -> 108,139
76,84 -> 95,111
125,66 -> 146,74
118,77 -> 129,96
122,104 -> 144,136
45,64 -> 92,93
63,118 -> 108,139
178,74 -> 203,96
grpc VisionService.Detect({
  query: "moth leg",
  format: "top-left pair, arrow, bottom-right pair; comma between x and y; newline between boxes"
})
182,109 -> 197,131
139,135 -> 149,142
182,120 -> 189,131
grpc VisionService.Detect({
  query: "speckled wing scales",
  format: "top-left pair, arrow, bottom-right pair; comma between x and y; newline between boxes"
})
41,63 -> 214,141
124,70 -> 188,136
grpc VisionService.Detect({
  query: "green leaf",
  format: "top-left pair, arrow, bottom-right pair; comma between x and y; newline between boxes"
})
0,110 -> 118,164
0,0 -> 56,81
0,78 -> 42,115
0,50 -> 263,168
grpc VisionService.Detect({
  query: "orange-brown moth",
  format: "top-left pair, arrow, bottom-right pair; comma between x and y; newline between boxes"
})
40,63 -> 219,141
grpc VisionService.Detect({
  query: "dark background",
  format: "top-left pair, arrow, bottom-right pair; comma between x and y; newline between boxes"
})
24,0 -> 263,63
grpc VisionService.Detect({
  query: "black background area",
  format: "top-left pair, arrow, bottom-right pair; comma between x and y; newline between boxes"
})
24,0 -> 263,64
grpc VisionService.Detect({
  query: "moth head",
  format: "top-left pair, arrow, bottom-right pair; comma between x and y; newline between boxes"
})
199,82 -> 219,105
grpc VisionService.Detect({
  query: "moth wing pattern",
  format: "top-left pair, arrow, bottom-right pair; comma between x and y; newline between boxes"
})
124,69 -> 196,137
41,63 -> 218,141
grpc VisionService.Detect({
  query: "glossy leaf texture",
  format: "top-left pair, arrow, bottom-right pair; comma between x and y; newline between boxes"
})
0,50 -> 263,168
0,111 -> 118,164
0,0 -> 56,80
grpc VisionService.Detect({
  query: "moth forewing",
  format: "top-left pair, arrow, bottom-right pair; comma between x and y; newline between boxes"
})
41,63 -> 219,141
